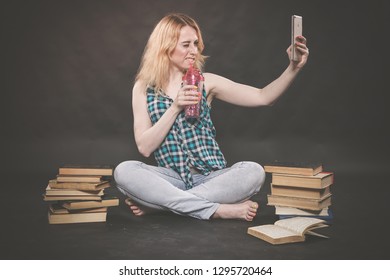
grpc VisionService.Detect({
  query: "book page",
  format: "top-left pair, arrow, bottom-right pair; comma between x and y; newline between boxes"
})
306,230 -> 329,238
251,224 -> 298,239
275,206 -> 328,216
275,217 -> 324,235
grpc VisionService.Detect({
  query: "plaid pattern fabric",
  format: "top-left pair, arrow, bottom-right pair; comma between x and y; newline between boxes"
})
146,85 -> 227,189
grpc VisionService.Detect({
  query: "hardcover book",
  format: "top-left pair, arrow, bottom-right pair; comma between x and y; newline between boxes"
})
271,172 -> 334,189
264,161 -> 323,176
61,196 -> 119,210
48,179 -> 111,191
275,206 -> 329,216
45,185 -> 104,196
278,209 -> 334,223
48,210 -> 107,224
49,203 -> 107,214
43,194 -> 103,201
275,206 -> 334,223
267,193 -> 332,211
271,184 -> 331,199
59,164 -> 113,176
56,174 -> 103,183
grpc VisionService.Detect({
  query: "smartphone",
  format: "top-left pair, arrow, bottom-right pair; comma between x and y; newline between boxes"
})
291,15 -> 303,61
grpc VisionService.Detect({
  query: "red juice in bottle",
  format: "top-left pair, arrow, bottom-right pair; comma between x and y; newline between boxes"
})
182,64 -> 202,120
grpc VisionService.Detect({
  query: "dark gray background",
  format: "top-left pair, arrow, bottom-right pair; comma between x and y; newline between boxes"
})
3,0 -> 389,176
1,0 -> 390,260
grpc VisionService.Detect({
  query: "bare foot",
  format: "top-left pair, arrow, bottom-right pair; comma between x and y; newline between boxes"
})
125,198 -> 147,216
212,200 -> 259,221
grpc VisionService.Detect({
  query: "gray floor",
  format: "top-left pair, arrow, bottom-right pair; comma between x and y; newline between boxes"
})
1,170 -> 389,260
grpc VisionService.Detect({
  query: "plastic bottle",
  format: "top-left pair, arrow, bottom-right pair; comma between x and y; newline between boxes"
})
182,64 -> 203,120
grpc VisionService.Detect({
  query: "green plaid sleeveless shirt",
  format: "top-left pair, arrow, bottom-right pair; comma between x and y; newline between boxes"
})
146,84 -> 227,189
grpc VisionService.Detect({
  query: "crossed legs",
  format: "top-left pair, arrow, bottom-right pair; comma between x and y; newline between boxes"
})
114,161 -> 265,221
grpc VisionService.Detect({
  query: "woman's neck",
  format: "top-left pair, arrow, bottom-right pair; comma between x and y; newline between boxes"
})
169,66 -> 185,83
164,67 -> 184,99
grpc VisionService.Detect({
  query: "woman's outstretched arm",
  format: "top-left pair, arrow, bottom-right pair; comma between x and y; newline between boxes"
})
205,36 -> 309,107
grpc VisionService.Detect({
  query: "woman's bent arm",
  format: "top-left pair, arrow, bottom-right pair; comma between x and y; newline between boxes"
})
132,82 -> 181,157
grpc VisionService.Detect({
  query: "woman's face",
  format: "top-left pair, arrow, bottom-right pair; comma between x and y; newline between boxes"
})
170,25 -> 199,71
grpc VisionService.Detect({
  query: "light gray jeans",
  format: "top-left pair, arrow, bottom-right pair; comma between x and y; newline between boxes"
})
114,160 -> 265,220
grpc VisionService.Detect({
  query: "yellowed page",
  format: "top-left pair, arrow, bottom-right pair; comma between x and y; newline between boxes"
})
275,217 -> 324,235
275,206 -> 328,216
251,224 -> 298,239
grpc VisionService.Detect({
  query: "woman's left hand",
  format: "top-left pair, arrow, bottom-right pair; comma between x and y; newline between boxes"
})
287,35 -> 309,69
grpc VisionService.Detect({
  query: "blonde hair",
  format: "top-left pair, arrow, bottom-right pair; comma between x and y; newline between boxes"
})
135,13 -> 207,93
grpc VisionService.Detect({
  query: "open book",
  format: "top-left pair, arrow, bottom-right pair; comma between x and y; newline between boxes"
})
247,217 -> 329,245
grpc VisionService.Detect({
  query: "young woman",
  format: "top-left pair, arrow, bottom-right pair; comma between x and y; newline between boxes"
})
114,13 -> 309,221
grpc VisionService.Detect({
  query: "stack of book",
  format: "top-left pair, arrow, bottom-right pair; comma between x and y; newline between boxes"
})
264,161 -> 334,223
43,165 -> 119,224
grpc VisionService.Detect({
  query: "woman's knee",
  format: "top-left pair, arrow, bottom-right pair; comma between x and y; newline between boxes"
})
240,161 -> 266,193
113,160 -> 142,185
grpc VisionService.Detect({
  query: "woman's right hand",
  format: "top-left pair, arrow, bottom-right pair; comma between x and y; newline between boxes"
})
172,85 -> 201,111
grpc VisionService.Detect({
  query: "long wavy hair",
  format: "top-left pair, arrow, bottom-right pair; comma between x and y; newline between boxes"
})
135,13 -> 207,93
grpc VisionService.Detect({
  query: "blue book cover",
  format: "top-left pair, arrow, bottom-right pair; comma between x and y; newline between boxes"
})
278,208 -> 334,224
